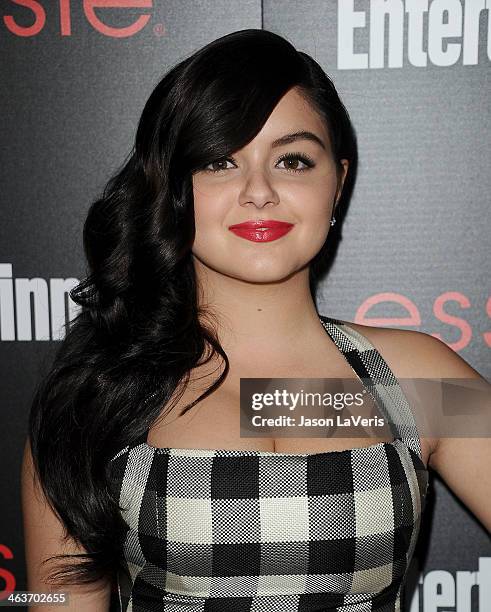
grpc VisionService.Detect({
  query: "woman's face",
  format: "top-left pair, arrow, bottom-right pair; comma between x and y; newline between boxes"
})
191,86 -> 349,284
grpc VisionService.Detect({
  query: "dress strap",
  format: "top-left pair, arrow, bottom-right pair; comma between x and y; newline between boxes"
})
318,314 -> 423,461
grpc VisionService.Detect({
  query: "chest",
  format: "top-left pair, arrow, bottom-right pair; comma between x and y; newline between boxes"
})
145,355 -> 431,468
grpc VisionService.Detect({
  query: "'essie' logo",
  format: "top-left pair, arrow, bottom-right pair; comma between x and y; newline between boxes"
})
356,292 -> 491,351
3,0 -> 153,38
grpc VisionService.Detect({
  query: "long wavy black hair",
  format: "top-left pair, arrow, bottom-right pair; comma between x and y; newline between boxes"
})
28,29 -> 357,588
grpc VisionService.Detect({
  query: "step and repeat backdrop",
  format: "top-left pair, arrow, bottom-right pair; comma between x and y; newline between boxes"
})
1,1 -> 490,610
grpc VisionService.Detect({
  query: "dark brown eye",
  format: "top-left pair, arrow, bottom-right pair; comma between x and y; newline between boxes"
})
204,158 -> 234,173
276,153 -> 315,173
283,158 -> 302,170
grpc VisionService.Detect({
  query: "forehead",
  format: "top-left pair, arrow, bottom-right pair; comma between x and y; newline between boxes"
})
251,87 -> 330,147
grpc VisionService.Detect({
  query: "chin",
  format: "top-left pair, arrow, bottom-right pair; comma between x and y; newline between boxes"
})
232,265 -> 300,284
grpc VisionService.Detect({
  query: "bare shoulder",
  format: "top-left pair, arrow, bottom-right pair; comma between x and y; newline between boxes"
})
336,318 -> 483,379
334,319 -> 486,460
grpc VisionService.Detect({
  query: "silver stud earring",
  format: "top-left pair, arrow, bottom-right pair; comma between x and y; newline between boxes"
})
330,217 -> 337,226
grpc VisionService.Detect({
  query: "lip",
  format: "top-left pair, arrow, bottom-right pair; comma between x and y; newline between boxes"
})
228,219 -> 294,243
228,219 -> 294,230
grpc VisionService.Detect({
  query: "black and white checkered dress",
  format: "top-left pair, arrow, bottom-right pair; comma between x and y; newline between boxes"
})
109,314 -> 429,611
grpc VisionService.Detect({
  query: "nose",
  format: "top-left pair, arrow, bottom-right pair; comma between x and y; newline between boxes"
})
238,169 -> 280,209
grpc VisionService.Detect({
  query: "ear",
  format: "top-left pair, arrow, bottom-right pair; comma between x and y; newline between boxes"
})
337,159 -> 349,192
334,159 -> 349,210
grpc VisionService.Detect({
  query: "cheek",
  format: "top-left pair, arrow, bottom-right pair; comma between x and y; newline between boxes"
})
192,184 -> 224,228
286,179 -> 335,221
191,186 -> 231,257
288,182 -> 336,249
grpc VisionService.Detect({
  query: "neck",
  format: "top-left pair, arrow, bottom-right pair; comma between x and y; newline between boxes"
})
194,258 -> 324,364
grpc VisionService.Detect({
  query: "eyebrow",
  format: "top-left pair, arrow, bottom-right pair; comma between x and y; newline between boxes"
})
271,130 -> 326,151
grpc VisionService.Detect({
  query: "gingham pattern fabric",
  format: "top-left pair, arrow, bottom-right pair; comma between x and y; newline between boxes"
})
109,315 -> 429,611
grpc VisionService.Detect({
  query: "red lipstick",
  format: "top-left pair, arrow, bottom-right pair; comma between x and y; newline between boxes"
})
228,219 -> 294,242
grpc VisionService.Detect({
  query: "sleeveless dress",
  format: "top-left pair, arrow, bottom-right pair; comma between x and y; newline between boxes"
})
108,314 -> 429,611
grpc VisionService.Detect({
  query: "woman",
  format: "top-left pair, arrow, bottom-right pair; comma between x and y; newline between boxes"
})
22,29 -> 490,611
